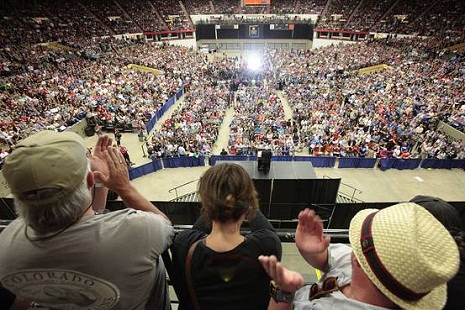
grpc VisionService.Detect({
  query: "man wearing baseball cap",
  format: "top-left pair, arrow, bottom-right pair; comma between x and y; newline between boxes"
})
259,202 -> 460,309
0,131 -> 174,310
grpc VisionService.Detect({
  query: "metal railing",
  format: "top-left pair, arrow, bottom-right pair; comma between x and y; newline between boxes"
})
168,179 -> 199,199
0,220 -> 349,243
323,175 -> 363,202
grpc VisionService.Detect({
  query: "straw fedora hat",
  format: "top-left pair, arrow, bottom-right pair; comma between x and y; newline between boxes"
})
349,202 -> 459,309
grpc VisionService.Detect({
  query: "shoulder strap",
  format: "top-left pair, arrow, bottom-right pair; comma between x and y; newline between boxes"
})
185,238 -> 203,310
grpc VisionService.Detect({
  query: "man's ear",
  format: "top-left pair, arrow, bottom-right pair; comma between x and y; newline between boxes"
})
86,171 -> 95,189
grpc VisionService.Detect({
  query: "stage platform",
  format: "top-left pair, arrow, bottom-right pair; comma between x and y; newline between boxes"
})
215,161 -> 317,179
215,160 -> 339,211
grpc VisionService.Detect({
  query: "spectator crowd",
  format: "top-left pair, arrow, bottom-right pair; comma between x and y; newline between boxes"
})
1,0 -> 465,167
2,38 -> 465,165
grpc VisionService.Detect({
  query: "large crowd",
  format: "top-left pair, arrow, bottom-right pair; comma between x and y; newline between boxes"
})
1,1 -> 465,309
198,38 -> 464,160
1,0 -> 465,167
228,84 -> 291,156
147,36 -> 464,161
2,38 -> 465,164
0,39 -> 210,165
267,38 -> 465,160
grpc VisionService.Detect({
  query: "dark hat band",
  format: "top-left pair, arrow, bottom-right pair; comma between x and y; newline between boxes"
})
360,211 -> 429,301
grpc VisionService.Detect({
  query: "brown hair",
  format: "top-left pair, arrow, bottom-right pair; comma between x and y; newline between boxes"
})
198,163 -> 258,222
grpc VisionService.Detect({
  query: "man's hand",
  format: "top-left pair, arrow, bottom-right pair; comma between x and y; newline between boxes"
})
93,145 -> 171,221
259,255 -> 304,294
295,209 -> 331,270
93,146 -> 130,193
88,135 -> 113,183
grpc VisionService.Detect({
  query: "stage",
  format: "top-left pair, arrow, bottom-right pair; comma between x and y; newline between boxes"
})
215,161 -> 317,179
216,160 -> 338,204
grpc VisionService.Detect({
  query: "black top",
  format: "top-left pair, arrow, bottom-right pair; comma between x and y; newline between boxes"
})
444,260 -> 465,310
170,211 -> 282,310
0,283 -> 15,309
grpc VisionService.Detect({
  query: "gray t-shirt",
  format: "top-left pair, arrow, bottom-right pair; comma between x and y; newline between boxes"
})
0,209 -> 174,310
293,244 -> 391,310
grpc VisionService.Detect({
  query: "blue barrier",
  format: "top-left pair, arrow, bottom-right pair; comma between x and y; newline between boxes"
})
162,156 -> 206,169
273,156 -> 293,162
128,155 -> 464,181
379,158 -> 421,171
145,88 -> 184,134
129,156 -> 205,180
209,155 -> 252,166
421,158 -> 465,169
450,159 -> 465,169
129,159 -> 163,180
294,156 -> 336,168
210,155 -> 336,167
146,117 -> 157,135
338,157 -> 377,168
175,88 -> 184,100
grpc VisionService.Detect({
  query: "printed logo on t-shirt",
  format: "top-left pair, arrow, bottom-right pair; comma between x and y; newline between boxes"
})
2,269 -> 120,310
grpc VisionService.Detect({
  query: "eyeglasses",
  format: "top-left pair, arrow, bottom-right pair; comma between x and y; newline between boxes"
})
309,276 -> 340,300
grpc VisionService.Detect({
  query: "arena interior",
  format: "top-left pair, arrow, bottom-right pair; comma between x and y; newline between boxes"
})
1,0 -> 465,305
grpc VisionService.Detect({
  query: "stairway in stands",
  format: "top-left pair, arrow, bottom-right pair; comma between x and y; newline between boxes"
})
170,192 -> 199,202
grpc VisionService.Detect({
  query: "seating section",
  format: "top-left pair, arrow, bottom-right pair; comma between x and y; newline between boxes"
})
269,0 -> 298,15
1,0 -> 465,36
79,0 -> 140,34
228,85 -> 290,156
346,0 -> 397,32
1,0 -> 464,169
400,0 -> 465,37
116,0 -> 167,32
157,0 -> 193,30
296,0 -> 328,14
183,0 -> 214,15
316,0 -> 360,30
375,1 -> 424,34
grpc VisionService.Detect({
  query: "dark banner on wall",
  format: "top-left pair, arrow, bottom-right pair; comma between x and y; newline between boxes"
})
195,24 -> 313,40
195,24 -> 216,40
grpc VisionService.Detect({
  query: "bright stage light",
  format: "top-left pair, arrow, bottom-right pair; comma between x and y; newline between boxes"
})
247,54 -> 262,72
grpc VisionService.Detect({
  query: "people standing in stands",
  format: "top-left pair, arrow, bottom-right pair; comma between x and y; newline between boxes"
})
0,132 -> 174,310
358,143 -> 368,157
170,163 -> 282,310
114,128 -> 122,146
409,195 -> 465,310
220,148 -> 228,156
259,202 -> 459,310
178,143 -> 187,156
146,142 -> 157,158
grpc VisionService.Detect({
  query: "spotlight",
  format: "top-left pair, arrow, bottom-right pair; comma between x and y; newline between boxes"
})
247,54 -> 262,72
